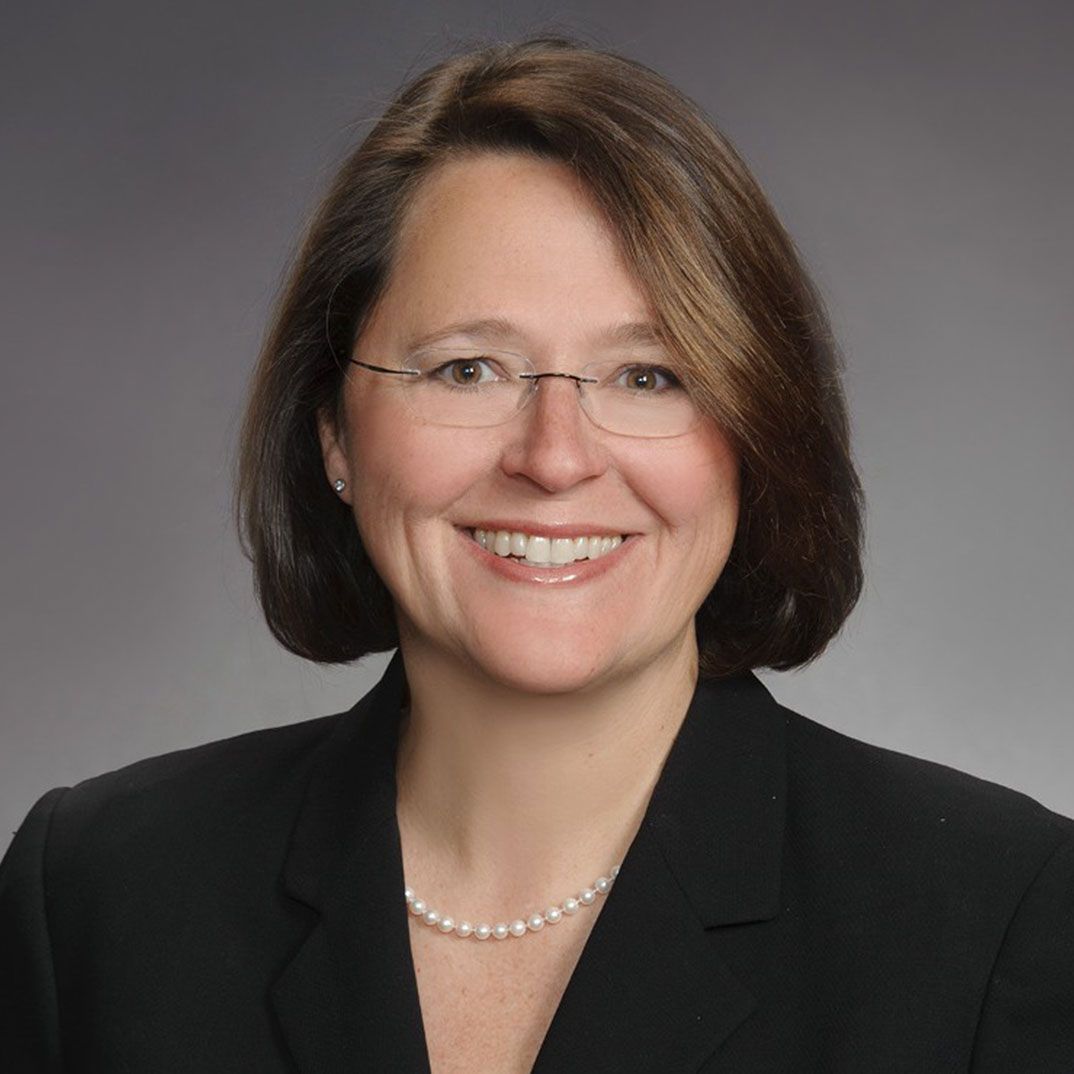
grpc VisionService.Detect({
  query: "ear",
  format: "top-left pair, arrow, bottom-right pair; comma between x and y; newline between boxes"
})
317,405 -> 353,505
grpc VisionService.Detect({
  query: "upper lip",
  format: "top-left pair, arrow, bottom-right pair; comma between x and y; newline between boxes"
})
457,520 -> 637,538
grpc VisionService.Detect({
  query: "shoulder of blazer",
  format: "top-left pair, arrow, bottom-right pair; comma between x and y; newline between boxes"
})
32,695 -> 374,895
775,700 -> 1074,918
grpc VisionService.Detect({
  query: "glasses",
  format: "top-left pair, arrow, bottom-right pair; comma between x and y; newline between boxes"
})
343,347 -> 702,439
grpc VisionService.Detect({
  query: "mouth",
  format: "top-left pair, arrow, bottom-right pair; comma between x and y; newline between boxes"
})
458,525 -> 634,569
453,521 -> 635,575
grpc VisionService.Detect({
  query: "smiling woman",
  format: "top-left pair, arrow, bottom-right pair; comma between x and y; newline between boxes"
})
2,34 -> 1072,1074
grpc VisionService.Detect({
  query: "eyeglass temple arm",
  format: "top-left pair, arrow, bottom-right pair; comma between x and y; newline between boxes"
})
347,359 -> 420,377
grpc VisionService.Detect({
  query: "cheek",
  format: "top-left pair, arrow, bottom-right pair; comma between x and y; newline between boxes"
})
346,412 -> 486,531
626,433 -> 741,541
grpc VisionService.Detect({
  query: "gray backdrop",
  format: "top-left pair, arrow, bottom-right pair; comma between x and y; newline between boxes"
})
3,0 -> 1072,846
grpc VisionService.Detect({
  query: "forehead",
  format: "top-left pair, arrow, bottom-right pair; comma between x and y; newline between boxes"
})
363,152 -> 657,352
397,151 -> 602,246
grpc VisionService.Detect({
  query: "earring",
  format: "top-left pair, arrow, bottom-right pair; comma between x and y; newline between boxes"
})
333,478 -> 346,493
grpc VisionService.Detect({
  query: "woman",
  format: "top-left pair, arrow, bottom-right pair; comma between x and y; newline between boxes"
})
2,35 -> 1071,1074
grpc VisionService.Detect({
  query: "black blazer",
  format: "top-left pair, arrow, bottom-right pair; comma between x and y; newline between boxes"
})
2,650 -> 1073,1072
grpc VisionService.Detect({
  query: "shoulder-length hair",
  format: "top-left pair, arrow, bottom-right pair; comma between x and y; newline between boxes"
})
235,35 -> 865,679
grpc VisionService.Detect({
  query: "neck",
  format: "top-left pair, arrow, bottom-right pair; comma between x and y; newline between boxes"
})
393,631 -> 699,909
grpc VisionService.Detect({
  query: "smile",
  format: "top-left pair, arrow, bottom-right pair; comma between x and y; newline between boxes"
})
470,528 -> 624,566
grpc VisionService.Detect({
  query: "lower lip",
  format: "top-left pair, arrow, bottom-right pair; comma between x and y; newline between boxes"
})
455,528 -> 638,586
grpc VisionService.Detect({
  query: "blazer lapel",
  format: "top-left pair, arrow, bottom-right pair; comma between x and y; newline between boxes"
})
532,671 -> 787,1072
271,653 -> 787,1074
271,651 -> 432,1073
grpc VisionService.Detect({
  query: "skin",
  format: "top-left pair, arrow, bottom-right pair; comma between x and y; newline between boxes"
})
318,152 -> 740,911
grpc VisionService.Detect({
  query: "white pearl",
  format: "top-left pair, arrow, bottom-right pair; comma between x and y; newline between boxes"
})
509,920 -> 527,937
409,898 -> 426,916
527,914 -> 545,931
544,906 -> 562,924
563,897 -> 580,914
493,923 -> 509,940
423,909 -> 440,926
580,889 -> 596,905
595,877 -> 610,894
611,865 -> 620,878
437,916 -> 455,932
474,923 -> 492,940
455,921 -> 473,938
404,886 -> 414,901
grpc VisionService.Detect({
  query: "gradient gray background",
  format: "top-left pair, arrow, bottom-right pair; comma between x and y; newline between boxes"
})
3,1 -> 1072,845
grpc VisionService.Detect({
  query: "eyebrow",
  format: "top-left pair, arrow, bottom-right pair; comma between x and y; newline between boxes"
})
401,317 -> 667,352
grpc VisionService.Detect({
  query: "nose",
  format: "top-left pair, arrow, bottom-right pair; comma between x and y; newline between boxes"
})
499,373 -> 608,492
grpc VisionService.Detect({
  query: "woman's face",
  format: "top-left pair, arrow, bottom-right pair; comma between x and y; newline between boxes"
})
320,152 -> 740,695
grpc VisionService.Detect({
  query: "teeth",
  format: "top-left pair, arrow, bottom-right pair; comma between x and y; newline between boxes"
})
472,529 -> 624,565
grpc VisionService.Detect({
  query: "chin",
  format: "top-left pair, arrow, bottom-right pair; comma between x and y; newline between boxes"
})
462,635 -> 627,697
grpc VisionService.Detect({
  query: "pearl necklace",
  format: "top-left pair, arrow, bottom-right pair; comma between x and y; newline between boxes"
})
405,863 -> 621,941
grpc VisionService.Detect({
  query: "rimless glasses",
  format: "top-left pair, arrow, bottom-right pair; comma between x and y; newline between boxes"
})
343,346 -> 703,439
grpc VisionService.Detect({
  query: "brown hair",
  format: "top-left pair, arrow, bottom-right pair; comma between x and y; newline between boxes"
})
235,35 -> 865,679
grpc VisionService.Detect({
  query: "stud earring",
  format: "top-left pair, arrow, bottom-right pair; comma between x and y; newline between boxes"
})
333,478 -> 346,493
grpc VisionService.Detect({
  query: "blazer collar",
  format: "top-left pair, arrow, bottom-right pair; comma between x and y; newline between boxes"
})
271,650 -> 787,1072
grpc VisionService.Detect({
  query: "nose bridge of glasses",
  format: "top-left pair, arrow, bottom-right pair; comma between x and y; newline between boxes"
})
523,370 -> 598,385
519,368 -> 599,425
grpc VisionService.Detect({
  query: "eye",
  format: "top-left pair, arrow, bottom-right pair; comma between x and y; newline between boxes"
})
429,356 -> 499,386
616,364 -> 682,392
